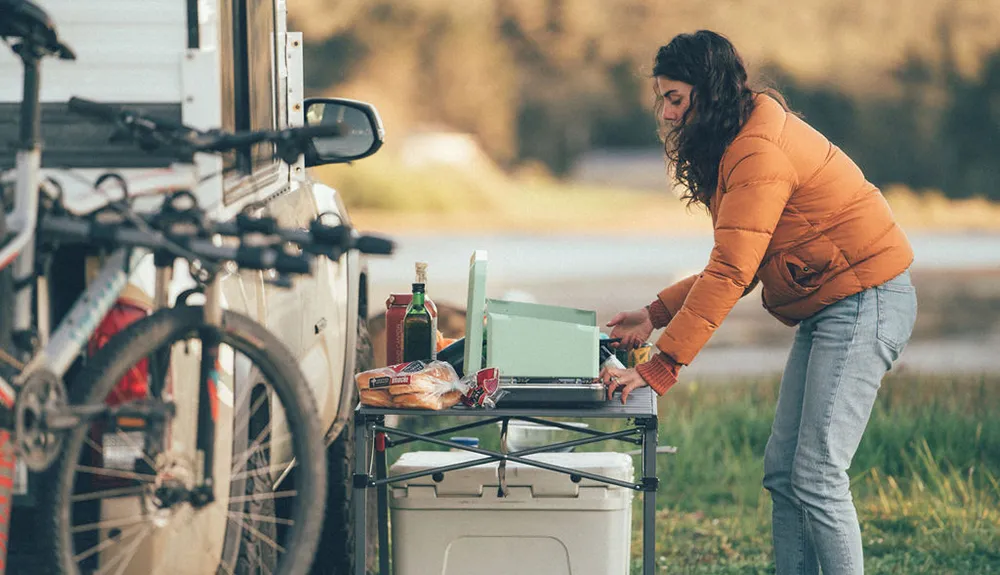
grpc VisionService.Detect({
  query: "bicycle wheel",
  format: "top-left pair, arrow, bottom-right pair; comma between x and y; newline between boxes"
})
42,305 -> 327,575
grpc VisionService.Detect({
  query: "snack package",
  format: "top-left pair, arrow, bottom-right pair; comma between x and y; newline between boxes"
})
460,367 -> 506,408
356,360 -> 466,410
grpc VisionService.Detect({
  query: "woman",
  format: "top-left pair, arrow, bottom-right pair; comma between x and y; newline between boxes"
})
600,30 -> 917,574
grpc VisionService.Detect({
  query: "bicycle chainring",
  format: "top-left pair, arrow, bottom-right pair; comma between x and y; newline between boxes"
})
15,369 -> 67,471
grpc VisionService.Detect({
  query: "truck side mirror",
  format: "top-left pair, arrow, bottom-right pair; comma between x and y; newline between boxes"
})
302,97 -> 384,167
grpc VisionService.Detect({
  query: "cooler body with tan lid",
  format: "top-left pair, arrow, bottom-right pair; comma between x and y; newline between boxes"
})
389,451 -> 634,575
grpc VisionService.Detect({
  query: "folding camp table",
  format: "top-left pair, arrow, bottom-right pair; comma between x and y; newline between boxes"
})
353,385 -> 660,575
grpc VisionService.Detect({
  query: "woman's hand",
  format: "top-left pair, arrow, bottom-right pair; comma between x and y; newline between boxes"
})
599,365 -> 649,404
606,307 -> 654,350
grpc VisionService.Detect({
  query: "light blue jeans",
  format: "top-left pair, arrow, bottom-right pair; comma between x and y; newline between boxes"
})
763,270 -> 918,574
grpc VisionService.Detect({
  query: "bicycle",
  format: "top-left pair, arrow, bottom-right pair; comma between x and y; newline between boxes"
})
1,2 -> 394,574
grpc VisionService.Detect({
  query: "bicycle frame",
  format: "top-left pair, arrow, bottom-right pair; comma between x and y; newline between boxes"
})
1,48 -> 42,341
5,247 -> 146,384
0,34 -> 44,409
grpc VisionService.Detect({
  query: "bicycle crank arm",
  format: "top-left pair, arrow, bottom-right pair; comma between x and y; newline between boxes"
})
44,400 -> 176,431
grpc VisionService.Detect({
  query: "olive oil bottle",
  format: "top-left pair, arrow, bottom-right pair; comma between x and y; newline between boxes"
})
402,262 -> 436,362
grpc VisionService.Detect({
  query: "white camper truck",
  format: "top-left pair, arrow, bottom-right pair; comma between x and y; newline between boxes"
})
0,1 -> 376,573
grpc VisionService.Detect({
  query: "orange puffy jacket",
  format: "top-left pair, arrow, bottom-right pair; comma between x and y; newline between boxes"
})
654,94 -> 914,365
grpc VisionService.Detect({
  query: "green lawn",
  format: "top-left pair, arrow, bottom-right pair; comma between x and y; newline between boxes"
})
637,374 -> 1000,574
386,374 -> 1000,574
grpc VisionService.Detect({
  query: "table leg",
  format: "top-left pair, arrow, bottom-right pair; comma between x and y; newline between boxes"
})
354,415 -> 368,575
376,430 -> 390,574
643,420 -> 658,575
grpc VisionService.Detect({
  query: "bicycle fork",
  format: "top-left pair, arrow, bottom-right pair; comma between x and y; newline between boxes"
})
151,263 -> 222,509
194,276 -> 222,506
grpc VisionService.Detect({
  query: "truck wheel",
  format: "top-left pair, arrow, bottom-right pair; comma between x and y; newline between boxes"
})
311,317 -> 376,575
234,385 -> 278,575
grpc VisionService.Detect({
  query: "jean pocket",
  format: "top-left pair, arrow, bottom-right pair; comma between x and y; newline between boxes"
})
878,270 -> 915,293
875,281 -> 917,354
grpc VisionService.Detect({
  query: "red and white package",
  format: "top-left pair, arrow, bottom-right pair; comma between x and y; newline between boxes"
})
460,367 -> 505,408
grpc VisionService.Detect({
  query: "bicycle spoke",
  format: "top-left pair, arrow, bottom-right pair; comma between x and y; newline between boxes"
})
229,429 -> 294,483
84,435 -> 104,455
72,522 -> 148,564
71,485 -> 146,502
81,414 -> 160,473
71,514 -> 150,535
208,523 -> 267,575
76,465 -> 157,483
226,510 -> 295,526
229,456 -> 297,483
260,557 -> 275,575
226,490 -> 298,505
229,420 -> 275,478
231,365 -> 255,417
227,515 -> 286,554
97,524 -> 154,575
233,374 -> 267,418
232,390 -> 269,443
218,555 -> 236,575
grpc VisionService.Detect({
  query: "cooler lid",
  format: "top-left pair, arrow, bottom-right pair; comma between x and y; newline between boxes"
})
390,451 -> 634,497
464,250 -> 488,374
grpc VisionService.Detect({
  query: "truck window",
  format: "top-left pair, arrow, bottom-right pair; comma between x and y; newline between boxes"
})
220,0 -> 280,203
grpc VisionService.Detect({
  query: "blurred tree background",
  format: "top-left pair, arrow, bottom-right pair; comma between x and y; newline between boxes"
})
289,0 -> 1000,200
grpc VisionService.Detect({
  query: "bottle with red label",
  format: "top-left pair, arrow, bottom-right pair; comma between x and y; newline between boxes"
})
386,263 -> 439,365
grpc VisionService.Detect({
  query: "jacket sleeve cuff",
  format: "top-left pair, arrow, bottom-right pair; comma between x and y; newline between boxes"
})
646,298 -> 672,330
635,352 -> 680,395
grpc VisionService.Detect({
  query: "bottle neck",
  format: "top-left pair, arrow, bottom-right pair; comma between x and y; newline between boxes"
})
411,283 -> 425,306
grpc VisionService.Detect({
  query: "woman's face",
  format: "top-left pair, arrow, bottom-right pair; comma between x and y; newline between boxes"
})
655,76 -> 694,126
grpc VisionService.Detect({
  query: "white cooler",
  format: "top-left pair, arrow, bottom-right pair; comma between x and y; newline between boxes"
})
389,451 -> 634,575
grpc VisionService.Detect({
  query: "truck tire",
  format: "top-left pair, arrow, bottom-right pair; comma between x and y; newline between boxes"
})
311,317 -> 377,575
235,386 -> 279,575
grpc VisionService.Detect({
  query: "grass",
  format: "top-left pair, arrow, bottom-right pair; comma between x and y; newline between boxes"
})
313,158 -> 1000,235
627,374 -> 1000,574
383,374 -> 1000,574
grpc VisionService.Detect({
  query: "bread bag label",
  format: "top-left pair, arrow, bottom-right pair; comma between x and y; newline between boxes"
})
369,376 -> 392,389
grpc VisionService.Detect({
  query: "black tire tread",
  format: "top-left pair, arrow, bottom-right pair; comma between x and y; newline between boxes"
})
310,317 -> 373,575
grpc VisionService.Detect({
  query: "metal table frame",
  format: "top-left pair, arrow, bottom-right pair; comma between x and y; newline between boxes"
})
353,386 -> 659,575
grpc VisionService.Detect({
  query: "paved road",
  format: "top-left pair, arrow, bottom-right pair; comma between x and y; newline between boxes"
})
368,231 -> 1000,289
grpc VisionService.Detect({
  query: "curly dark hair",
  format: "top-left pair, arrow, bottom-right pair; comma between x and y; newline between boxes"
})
653,30 -> 761,208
